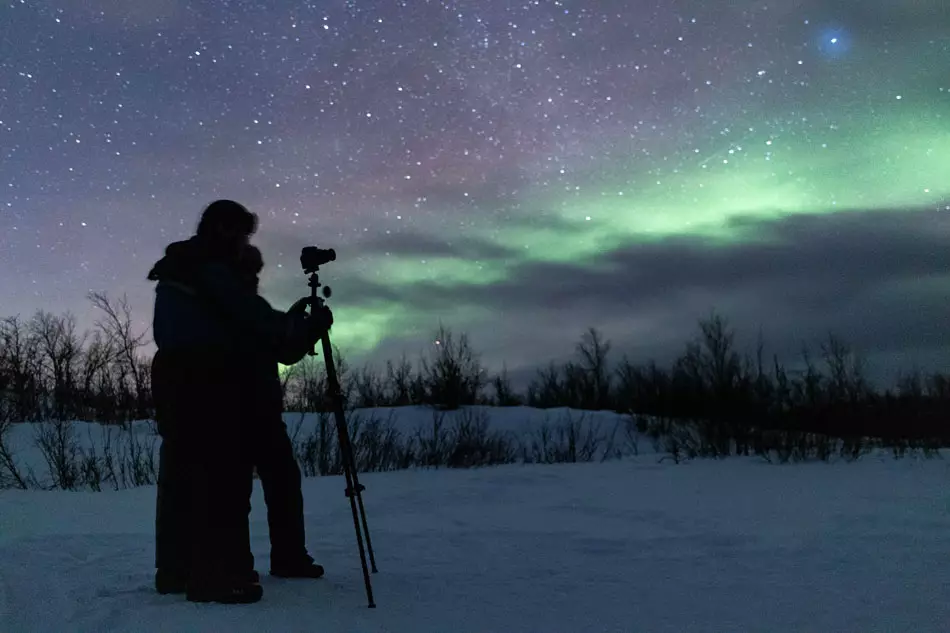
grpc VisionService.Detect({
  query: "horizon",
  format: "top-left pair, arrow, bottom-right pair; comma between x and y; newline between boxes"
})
0,292 -> 941,393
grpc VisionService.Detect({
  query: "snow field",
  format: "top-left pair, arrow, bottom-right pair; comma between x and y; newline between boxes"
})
2,434 -> 949,632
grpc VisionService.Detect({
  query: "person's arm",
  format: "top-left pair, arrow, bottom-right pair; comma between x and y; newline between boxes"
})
275,304 -> 334,365
276,318 -> 312,365
193,260 -> 286,344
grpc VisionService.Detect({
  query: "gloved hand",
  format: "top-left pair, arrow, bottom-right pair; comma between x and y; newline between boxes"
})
307,305 -> 334,341
288,296 -> 312,315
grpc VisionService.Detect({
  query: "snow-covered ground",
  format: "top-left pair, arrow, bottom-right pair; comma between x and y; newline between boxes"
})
2,408 -> 950,632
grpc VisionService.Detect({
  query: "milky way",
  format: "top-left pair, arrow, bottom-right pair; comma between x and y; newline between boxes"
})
1,0 -> 948,381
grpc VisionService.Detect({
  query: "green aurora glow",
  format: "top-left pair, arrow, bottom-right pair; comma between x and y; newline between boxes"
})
315,108 -> 949,356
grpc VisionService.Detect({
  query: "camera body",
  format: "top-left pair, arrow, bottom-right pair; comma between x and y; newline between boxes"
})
300,246 -> 336,273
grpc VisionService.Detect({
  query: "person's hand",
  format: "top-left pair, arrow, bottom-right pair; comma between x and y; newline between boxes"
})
307,305 -> 333,339
288,296 -> 312,315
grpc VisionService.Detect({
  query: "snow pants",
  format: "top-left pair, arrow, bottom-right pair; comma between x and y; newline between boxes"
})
238,412 -> 309,571
153,347 -> 255,582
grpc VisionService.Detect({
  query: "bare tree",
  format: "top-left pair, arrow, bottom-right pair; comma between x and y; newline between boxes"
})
352,364 -> 386,408
526,362 -> 566,408
575,327 -> 612,409
385,354 -> 418,406
0,392 -> 34,488
821,334 -> 868,405
0,316 -> 42,421
30,311 -> 85,420
491,364 -> 522,406
420,325 -> 486,410
285,355 -> 329,412
78,330 -> 115,421
88,292 -> 151,421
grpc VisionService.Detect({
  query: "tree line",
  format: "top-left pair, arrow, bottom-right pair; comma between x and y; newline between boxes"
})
1,294 -> 948,450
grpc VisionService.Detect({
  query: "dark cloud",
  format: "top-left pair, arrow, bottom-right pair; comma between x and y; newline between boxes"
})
329,205 -> 950,383
334,205 -> 949,311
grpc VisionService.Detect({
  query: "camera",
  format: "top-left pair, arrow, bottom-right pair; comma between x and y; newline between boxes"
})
300,246 -> 336,273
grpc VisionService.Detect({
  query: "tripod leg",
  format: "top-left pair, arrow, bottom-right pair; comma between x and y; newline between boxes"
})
354,487 -> 378,573
321,336 -> 377,608
340,449 -> 376,608
336,415 -> 378,572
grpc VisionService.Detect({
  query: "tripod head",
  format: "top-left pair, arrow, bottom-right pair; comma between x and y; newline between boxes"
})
300,245 -> 335,306
307,270 -> 333,304
300,246 -> 335,356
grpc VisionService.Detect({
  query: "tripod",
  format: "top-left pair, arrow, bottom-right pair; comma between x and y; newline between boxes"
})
307,268 -> 378,608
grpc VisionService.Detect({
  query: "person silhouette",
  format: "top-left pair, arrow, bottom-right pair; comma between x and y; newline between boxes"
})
148,200 -> 330,603
234,244 -> 326,581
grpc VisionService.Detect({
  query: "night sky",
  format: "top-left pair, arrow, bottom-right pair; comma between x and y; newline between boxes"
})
1,0 -> 948,385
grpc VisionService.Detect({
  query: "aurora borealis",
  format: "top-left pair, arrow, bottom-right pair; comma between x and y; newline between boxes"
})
1,0 -> 948,383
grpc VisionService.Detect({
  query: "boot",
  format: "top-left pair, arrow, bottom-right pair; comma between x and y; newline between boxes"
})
186,573 -> 263,604
156,569 -> 260,595
155,568 -> 188,595
271,554 -> 325,579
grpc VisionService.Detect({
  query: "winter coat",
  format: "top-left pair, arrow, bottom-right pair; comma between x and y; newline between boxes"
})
147,237 -> 315,366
